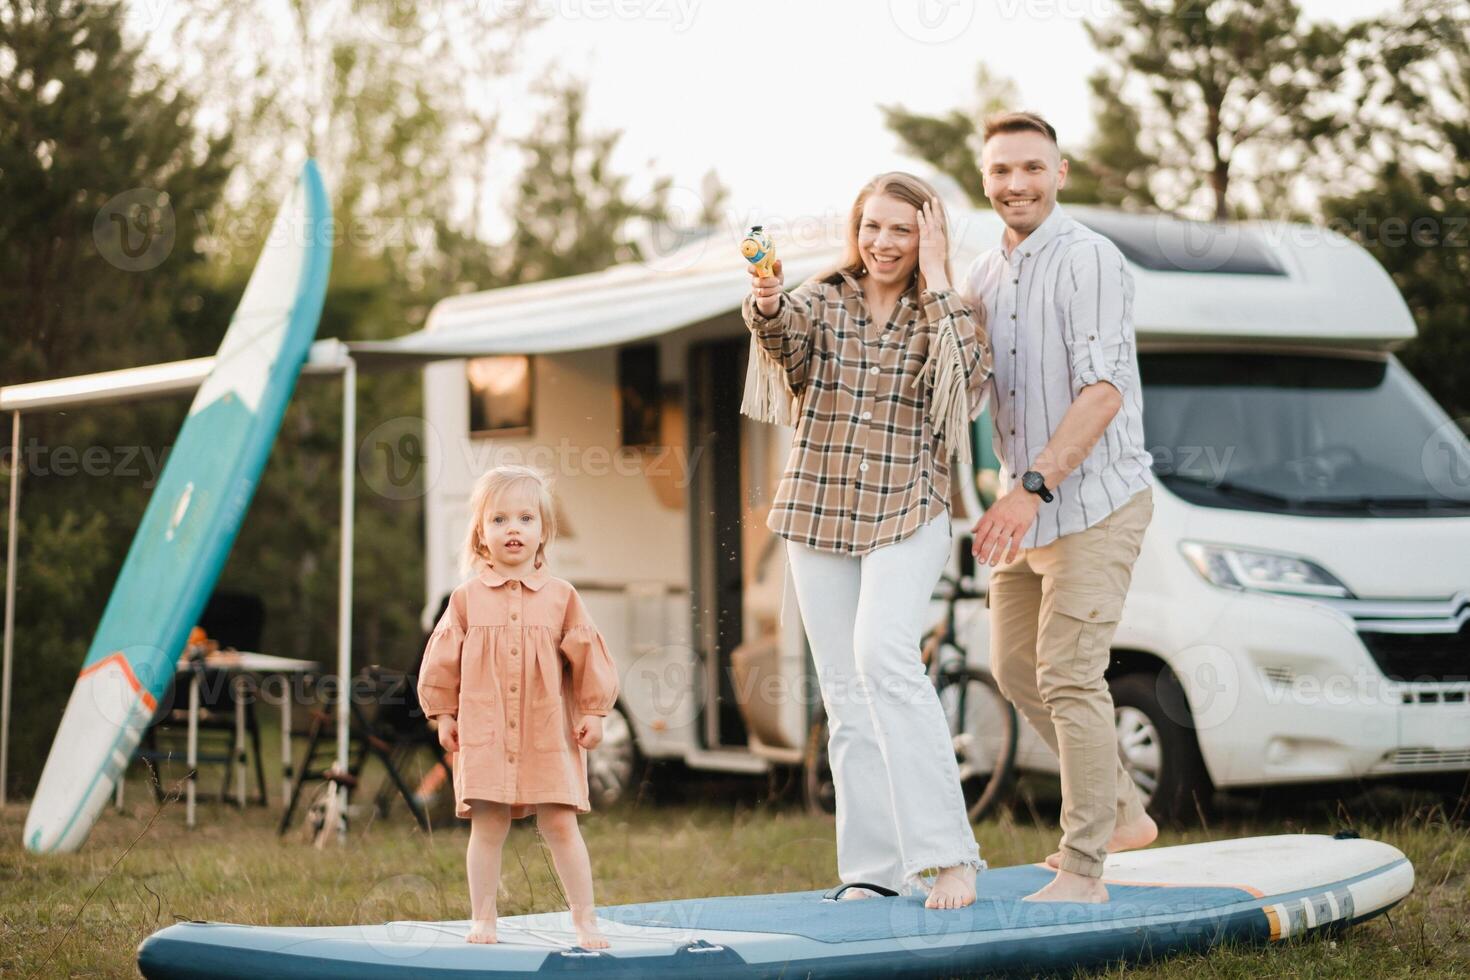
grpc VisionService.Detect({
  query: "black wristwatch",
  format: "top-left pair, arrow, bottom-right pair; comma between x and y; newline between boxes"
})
1021,470 -> 1054,503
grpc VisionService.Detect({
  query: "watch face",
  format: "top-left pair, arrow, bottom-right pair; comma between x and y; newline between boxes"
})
1023,471 -> 1041,492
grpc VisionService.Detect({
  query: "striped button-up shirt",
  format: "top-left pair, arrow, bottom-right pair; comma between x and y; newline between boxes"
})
962,204 -> 1153,549
740,269 -> 992,556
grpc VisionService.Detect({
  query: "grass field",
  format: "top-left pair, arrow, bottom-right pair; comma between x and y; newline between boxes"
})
3,744 -> 1469,978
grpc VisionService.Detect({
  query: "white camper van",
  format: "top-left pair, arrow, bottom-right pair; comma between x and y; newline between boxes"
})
393,204 -> 1470,818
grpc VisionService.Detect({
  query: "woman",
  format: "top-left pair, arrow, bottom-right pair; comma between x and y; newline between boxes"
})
742,172 -> 993,909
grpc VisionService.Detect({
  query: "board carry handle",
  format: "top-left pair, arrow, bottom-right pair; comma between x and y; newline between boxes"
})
821,881 -> 899,900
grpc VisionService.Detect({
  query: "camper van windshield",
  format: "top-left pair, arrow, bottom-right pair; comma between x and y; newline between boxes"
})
1140,352 -> 1470,516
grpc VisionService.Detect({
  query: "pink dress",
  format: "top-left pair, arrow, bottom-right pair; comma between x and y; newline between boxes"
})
416,564 -> 620,819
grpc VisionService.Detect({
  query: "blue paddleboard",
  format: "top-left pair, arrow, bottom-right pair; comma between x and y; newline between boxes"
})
24,160 -> 332,854
136,834 -> 1412,978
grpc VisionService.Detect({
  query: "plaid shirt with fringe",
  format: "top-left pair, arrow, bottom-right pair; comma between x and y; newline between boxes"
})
740,268 -> 993,556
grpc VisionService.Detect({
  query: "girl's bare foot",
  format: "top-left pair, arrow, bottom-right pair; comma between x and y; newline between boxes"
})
570,906 -> 609,949
1045,813 -> 1157,869
466,919 -> 498,943
923,864 -> 977,910
838,886 -> 883,900
1024,868 -> 1108,903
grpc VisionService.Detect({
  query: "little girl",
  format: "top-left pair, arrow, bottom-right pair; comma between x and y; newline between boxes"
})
417,463 -> 620,948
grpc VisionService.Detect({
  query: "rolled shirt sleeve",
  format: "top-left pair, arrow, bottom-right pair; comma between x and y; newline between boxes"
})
416,586 -> 467,719
559,588 -> 619,718
1060,241 -> 1137,399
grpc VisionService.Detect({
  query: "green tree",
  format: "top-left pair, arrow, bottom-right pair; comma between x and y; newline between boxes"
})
503,79 -> 673,284
0,0 -> 233,794
1086,0 -> 1348,220
1320,0 -> 1470,420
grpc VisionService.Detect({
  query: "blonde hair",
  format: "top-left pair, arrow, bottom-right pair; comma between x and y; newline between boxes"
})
460,464 -> 557,577
829,171 -> 955,295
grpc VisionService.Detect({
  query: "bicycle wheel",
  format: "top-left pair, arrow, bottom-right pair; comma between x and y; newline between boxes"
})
934,658 -> 1019,822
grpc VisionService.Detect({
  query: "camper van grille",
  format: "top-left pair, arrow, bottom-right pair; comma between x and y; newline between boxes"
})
1359,621 -> 1470,684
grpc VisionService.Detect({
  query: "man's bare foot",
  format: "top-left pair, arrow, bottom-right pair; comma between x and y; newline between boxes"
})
1024,869 -> 1108,903
466,919 -> 498,943
923,864 -> 977,910
570,906 -> 609,949
1045,813 -> 1157,869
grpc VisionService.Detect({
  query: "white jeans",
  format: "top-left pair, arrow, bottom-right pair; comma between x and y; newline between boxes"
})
786,514 -> 986,895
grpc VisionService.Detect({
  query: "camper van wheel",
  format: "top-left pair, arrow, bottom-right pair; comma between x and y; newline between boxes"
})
587,703 -> 639,809
1110,672 -> 1213,825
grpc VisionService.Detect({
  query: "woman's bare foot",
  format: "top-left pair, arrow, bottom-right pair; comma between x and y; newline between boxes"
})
1024,869 -> 1108,903
570,906 -> 609,949
1045,813 -> 1157,869
466,918 -> 498,943
923,864 -> 977,910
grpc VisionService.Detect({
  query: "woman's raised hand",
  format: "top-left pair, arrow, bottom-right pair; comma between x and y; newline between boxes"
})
915,199 -> 950,292
749,257 -> 784,317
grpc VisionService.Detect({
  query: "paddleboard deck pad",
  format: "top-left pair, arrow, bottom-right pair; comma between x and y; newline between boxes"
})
137,834 -> 1412,978
24,160 -> 332,854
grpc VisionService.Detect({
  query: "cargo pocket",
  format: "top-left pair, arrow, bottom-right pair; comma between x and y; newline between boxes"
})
531,695 -> 569,753
458,693 -> 500,747
1049,589 -> 1127,678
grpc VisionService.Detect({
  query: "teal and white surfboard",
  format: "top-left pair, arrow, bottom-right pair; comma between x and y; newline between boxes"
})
24,160 -> 332,854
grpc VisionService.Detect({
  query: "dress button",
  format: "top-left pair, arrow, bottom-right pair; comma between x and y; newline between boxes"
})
1010,390 -> 1015,396
861,411 -> 872,420
1010,313 -> 1016,319
869,365 -> 880,375
859,462 -> 869,472
510,581 -> 518,590
1013,278 -> 1019,284
511,612 -> 518,621
1010,428 -> 1016,434
1010,348 -> 1016,354
1088,334 -> 1096,340
510,684 -> 517,693
510,720 -> 517,729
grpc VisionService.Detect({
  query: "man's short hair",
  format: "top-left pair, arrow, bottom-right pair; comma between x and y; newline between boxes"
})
982,111 -> 1059,146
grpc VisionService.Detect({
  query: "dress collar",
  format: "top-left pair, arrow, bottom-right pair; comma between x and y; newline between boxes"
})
477,562 -> 551,591
1000,201 -> 1070,261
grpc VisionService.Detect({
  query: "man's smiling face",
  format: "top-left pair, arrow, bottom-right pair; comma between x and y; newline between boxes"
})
982,130 -> 1068,237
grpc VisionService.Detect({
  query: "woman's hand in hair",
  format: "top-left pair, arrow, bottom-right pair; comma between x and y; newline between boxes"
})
915,199 -> 950,292
749,257 -> 785,317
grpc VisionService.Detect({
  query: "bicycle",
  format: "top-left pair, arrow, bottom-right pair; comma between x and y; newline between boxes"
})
802,570 -> 1020,822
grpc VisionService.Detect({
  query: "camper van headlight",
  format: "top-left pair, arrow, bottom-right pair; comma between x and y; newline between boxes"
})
1179,542 -> 1353,599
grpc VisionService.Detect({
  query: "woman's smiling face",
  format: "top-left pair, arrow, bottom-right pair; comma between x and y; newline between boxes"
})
857,193 -> 920,288
482,482 -> 543,568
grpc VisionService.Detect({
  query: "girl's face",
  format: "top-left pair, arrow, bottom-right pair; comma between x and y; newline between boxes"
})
857,193 -> 921,289
481,483 -> 544,570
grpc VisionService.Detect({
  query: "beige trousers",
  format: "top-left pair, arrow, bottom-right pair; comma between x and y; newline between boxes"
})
989,486 -> 1154,877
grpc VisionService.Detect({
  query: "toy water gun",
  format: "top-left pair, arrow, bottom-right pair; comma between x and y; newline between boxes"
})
741,225 -> 777,277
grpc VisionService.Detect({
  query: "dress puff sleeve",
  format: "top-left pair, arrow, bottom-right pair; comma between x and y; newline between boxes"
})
416,585 -> 468,719
559,587 -> 620,718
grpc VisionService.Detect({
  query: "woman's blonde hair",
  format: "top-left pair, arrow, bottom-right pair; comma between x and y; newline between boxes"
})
829,171 -> 955,294
460,464 -> 558,577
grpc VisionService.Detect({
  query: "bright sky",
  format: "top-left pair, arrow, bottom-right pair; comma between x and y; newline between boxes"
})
490,0 -> 1399,235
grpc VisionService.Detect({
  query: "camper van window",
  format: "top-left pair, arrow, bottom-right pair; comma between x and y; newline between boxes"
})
1140,352 -> 1470,517
467,355 -> 533,436
1076,214 -> 1287,276
618,344 -> 662,448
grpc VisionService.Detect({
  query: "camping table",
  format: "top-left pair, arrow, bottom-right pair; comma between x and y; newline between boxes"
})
121,651 -> 321,828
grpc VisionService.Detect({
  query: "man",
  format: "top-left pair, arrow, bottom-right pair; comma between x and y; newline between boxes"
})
963,111 -> 1157,904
